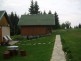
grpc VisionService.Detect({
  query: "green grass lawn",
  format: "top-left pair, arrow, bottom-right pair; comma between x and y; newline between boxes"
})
59,29 -> 81,61
0,32 -> 56,61
1,29 -> 81,61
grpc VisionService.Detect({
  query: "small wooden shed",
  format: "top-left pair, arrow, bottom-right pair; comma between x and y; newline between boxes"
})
0,11 -> 10,44
18,14 -> 55,38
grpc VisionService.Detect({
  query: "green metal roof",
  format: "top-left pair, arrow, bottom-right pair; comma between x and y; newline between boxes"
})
0,11 -> 5,20
18,14 -> 55,26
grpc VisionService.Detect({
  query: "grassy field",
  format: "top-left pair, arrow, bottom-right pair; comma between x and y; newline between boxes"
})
60,29 -> 81,61
0,32 -> 56,61
0,29 -> 81,61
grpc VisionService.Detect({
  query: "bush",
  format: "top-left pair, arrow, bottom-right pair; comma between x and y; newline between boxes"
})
11,35 -> 25,40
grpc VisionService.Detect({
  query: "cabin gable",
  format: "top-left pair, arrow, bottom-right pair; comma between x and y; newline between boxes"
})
0,16 -> 9,26
0,11 -> 10,44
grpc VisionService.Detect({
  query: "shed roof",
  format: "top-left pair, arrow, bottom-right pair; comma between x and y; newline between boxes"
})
0,11 -> 5,20
18,14 -> 55,26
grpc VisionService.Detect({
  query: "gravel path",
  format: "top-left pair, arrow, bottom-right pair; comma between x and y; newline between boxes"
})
50,35 -> 66,61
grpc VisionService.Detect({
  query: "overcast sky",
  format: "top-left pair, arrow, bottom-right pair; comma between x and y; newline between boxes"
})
0,0 -> 81,27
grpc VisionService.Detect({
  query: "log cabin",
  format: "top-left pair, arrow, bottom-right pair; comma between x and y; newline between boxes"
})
0,11 -> 10,44
18,14 -> 55,38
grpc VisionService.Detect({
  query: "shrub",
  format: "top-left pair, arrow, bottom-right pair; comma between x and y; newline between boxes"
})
11,35 -> 25,40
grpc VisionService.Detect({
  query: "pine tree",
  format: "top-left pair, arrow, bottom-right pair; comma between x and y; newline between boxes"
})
29,0 -> 40,14
54,12 -> 60,29
9,12 -> 19,35
29,0 -> 34,14
9,12 -> 14,35
34,1 -> 39,14
43,10 -> 46,14
78,24 -> 81,28
48,10 -> 52,14
14,13 -> 19,34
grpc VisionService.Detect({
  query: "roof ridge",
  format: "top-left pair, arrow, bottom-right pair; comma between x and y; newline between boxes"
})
21,14 -> 54,16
